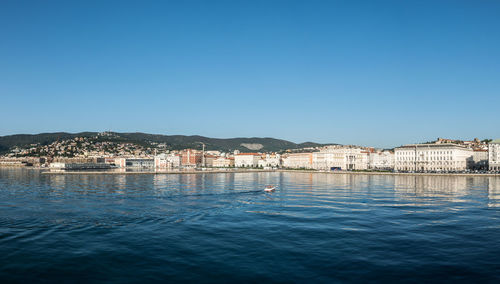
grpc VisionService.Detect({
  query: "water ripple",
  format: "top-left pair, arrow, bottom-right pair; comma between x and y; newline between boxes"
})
1,169 -> 500,282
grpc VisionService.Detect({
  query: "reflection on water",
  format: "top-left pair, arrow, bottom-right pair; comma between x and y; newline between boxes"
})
4,168 -> 500,210
394,175 -> 471,198
488,177 -> 500,207
1,168 -> 500,282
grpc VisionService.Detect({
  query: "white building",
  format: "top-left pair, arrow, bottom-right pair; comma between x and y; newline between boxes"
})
394,143 -> 474,172
312,151 -> 340,170
258,154 -> 281,168
154,154 -> 181,169
213,157 -> 234,167
489,139 -> 500,171
234,153 -> 261,167
125,158 -> 154,168
472,149 -> 489,170
283,153 -> 313,169
49,162 -> 66,169
113,158 -> 127,168
311,147 -> 369,170
368,150 -> 395,170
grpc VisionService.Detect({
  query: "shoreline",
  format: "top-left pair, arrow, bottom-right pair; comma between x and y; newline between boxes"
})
41,169 -> 276,175
279,170 -> 500,177
34,168 -> 500,177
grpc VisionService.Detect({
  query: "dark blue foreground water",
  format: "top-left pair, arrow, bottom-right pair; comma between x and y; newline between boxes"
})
1,169 -> 500,283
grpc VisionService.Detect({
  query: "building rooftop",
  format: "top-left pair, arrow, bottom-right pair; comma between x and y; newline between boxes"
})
397,143 -> 472,149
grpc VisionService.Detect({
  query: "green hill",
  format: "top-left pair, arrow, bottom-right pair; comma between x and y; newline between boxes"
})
0,132 -> 335,153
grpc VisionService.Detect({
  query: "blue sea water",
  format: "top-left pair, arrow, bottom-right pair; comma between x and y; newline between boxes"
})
1,168 -> 500,283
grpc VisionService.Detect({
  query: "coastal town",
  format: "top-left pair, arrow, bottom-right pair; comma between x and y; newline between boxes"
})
0,132 -> 499,174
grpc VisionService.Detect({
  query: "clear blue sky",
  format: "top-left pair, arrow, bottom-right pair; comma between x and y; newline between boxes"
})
1,0 -> 499,148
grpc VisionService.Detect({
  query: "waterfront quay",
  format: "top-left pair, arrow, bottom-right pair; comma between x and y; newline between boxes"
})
42,169 -> 276,175
40,168 -> 500,177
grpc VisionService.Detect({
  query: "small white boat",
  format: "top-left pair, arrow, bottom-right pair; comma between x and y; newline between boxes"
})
264,185 -> 276,192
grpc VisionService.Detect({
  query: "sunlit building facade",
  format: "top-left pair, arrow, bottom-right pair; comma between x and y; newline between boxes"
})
489,139 -> 500,171
395,143 -> 473,172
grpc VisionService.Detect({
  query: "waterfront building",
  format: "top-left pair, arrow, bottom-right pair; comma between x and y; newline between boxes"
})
283,153 -> 313,169
345,149 -> 369,170
368,150 -> 395,170
311,147 -> 369,170
125,158 -> 154,168
234,153 -> 261,167
104,157 -> 117,165
49,162 -> 65,169
0,158 -> 24,167
154,154 -> 181,169
394,143 -> 473,172
311,151 -> 343,170
181,149 -> 203,166
0,157 -> 47,167
52,157 -> 95,164
49,162 -> 112,171
154,155 -> 167,169
212,157 -> 234,167
489,139 -> 500,171
472,149 -> 489,171
258,154 -> 281,168
170,155 -> 181,168
204,155 -> 217,167
113,158 -> 126,168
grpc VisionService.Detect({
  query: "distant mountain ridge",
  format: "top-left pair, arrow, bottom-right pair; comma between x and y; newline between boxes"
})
0,132 -> 335,153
